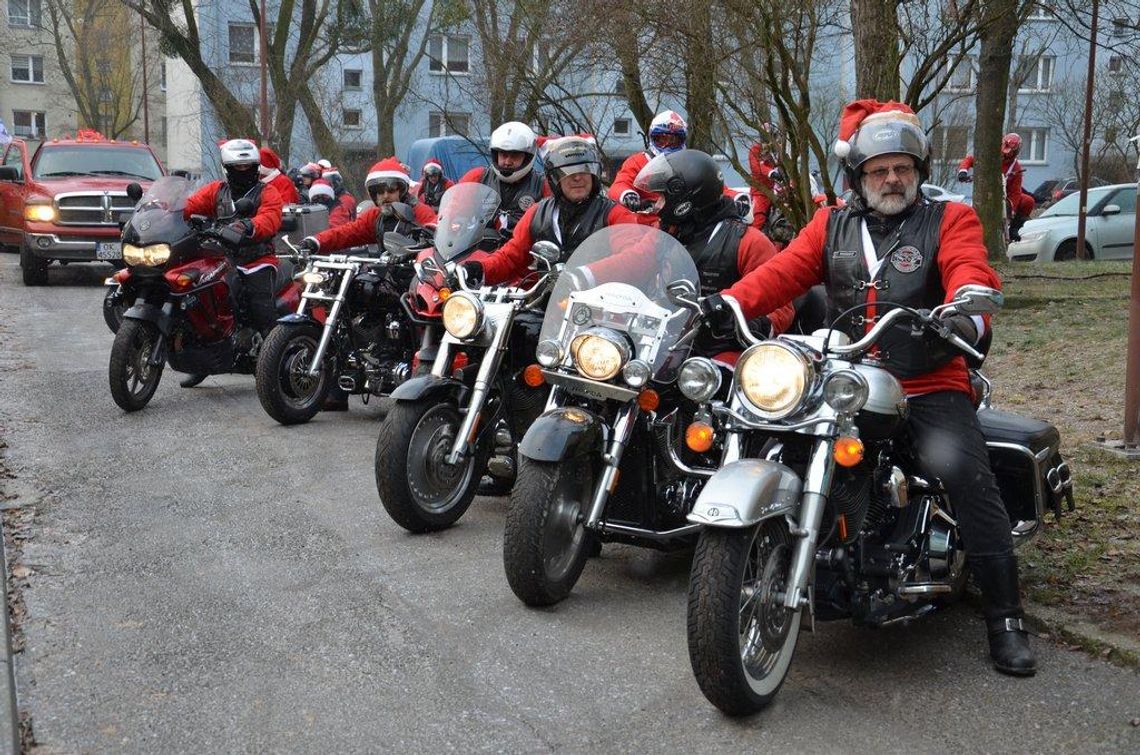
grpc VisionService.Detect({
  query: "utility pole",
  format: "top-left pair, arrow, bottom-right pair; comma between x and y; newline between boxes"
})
258,0 -> 269,142
1123,133 -> 1140,451
1075,0 -> 1099,260
140,11 -> 150,143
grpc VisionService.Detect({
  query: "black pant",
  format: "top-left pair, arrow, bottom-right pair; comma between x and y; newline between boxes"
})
904,390 -> 1013,558
238,266 -> 278,335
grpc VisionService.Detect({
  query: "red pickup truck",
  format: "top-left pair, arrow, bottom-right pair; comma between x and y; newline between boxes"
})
0,132 -> 166,285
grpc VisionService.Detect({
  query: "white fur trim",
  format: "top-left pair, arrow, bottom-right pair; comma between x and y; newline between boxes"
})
308,183 -> 335,200
366,170 -> 410,186
833,139 -> 851,159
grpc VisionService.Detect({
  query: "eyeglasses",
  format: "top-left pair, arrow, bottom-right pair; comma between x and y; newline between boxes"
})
863,164 -> 915,182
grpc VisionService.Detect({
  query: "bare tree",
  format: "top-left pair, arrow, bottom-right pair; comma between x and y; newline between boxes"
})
851,0 -> 902,100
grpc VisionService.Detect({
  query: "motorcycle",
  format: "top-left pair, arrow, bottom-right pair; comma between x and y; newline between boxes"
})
374,241 -> 560,532
107,177 -> 303,412
502,225 -> 711,606
678,288 -> 1073,715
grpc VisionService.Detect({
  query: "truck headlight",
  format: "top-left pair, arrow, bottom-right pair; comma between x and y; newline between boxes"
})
122,243 -> 171,266
24,204 -> 56,223
736,342 -> 813,419
442,292 -> 483,339
570,328 -> 630,381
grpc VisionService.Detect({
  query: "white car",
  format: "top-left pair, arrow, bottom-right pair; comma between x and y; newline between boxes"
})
1006,184 -> 1136,262
922,183 -> 968,203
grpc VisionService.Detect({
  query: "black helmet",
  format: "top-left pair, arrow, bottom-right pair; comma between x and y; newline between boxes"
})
545,137 -> 602,200
633,149 -> 724,227
839,115 -> 930,198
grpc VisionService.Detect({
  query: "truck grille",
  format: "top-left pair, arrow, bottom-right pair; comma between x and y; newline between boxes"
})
55,192 -> 134,226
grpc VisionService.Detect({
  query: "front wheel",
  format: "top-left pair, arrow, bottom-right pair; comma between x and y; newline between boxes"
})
109,319 -> 165,411
503,457 -> 597,606
687,520 -> 801,716
375,399 -> 492,533
103,288 -> 126,333
255,323 -> 332,425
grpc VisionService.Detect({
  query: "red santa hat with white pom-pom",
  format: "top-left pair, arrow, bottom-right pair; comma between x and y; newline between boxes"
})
308,178 -> 335,201
832,99 -> 922,161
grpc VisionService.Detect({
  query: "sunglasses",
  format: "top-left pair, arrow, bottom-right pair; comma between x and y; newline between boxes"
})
371,182 -> 405,194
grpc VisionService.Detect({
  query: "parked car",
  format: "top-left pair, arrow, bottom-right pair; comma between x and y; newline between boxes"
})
1005,183 -> 1136,262
1036,176 -> 1109,207
922,183 -> 968,203
0,130 -> 166,285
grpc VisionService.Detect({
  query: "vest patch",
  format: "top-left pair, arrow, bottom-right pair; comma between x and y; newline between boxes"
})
891,245 -> 923,273
519,194 -> 536,209
833,249 -> 858,259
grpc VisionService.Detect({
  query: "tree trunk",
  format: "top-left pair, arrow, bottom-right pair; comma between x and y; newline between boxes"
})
974,0 -> 1018,260
850,0 -> 901,100
683,3 -> 718,154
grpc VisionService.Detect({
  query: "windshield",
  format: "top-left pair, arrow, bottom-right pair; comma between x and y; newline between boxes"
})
1042,187 -> 1113,217
126,176 -> 196,245
433,183 -> 500,259
540,225 -> 699,378
33,145 -> 163,181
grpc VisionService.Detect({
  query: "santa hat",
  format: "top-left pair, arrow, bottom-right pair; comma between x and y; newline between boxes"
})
258,146 -> 282,180
422,158 -> 444,174
366,157 -> 410,187
308,178 -> 335,201
832,99 -> 921,160
316,158 -> 332,170
321,165 -> 342,179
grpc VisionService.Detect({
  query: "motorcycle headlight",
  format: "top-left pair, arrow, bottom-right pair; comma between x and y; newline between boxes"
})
736,342 -> 813,419
570,328 -> 630,381
442,292 -> 483,339
300,270 -> 328,286
823,370 -> 869,415
622,359 -> 651,388
122,243 -> 171,266
678,357 -> 722,402
24,203 -> 56,222
536,338 -> 564,368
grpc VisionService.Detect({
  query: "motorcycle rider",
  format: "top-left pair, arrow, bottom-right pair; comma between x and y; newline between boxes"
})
259,146 -> 301,205
747,122 -> 785,233
320,164 -> 358,224
416,158 -> 454,210
460,136 -> 639,287
297,162 -> 322,201
708,99 -> 1036,677
609,110 -> 688,222
633,149 -> 794,354
459,121 -> 552,235
957,133 -> 1035,241
307,178 -> 352,228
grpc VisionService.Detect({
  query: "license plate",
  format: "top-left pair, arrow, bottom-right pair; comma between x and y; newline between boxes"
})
96,241 -> 122,260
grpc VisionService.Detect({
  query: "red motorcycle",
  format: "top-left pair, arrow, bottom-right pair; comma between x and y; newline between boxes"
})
107,176 -> 304,411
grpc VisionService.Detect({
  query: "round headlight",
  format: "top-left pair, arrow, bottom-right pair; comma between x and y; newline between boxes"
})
736,342 -> 813,419
823,370 -> 869,415
442,292 -> 482,339
678,357 -> 722,402
622,359 -> 651,388
570,330 -> 630,381
122,243 -> 145,265
536,338 -> 564,367
301,270 -> 327,286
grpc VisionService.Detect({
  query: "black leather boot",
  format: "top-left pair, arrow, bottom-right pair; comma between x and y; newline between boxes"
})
971,554 -> 1037,676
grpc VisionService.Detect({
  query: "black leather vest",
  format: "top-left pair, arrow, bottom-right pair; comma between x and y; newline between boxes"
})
686,220 -> 747,295
372,206 -> 420,242
421,180 -> 446,208
215,182 -> 273,259
479,167 -> 546,231
823,200 -> 957,378
528,194 -> 615,260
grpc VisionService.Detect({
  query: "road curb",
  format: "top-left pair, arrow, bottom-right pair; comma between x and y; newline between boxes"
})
0,517 -> 20,754
1024,600 -> 1140,670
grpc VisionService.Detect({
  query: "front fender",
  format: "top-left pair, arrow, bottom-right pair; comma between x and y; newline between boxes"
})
519,407 -> 605,462
123,301 -> 172,335
687,459 -> 803,528
276,312 -> 320,326
389,375 -> 468,405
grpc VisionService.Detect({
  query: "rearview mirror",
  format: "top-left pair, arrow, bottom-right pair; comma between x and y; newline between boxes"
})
1101,203 -> 1121,216
666,279 -> 699,307
529,240 -> 561,267
951,285 -> 1004,315
0,165 -> 22,182
126,182 -> 144,202
383,231 -> 419,258
388,202 -> 416,224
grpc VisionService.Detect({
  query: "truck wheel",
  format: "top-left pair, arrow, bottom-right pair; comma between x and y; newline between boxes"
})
20,243 -> 48,286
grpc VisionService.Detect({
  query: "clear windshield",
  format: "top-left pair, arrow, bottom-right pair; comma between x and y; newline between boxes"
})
33,145 -> 163,180
127,176 -> 196,244
1042,187 -> 1112,217
433,183 -> 500,259
540,225 -> 699,378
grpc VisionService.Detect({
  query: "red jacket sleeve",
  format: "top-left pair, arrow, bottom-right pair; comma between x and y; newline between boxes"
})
1005,160 -> 1024,200
957,155 -> 975,171
315,206 -> 380,251
270,174 -> 300,205
414,202 -> 438,228
459,167 -> 486,184
607,152 -> 651,201
723,206 -> 832,320
736,227 -> 795,334
250,184 -> 283,240
481,203 -> 540,285
183,181 -> 222,218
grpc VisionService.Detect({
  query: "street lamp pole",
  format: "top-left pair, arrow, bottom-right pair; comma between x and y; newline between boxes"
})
1075,0 -> 1099,259
140,10 -> 150,142
1124,133 -> 1140,449
258,0 -> 269,141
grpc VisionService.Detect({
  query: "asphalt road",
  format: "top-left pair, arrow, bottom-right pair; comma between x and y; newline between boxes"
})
0,255 -> 1137,753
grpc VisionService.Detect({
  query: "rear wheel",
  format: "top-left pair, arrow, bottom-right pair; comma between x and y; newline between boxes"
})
20,243 -> 48,286
108,320 -> 164,411
255,323 -> 332,425
687,520 -> 801,716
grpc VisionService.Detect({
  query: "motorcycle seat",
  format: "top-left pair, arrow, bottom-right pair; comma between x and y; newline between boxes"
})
977,407 -> 1060,453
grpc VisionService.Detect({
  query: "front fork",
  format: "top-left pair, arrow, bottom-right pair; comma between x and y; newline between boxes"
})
306,268 -> 355,377
443,312 -> 516,465
783,438 -> 836,610
585,400 -> 639,527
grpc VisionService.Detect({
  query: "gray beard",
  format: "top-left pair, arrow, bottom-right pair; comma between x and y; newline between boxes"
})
864,181 -> 918,216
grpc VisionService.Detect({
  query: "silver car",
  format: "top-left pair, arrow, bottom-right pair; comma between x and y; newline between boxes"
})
1006,183 -> 1137,261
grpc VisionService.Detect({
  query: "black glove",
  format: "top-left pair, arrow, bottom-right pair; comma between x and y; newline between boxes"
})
747,315 -> 772,340
297,237 -> 320,253
944,314 -> 978,344
460,260 -> 484,288
957,170 -> 971,183
620,191 -> 643,211
700,293 -> 736,337
228,218 -> 254,237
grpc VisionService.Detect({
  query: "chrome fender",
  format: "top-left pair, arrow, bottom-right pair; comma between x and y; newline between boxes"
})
687,459 -> 803,528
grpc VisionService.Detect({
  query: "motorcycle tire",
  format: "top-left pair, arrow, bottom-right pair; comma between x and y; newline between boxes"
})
255,323 -> 332,426
503,457 -> 598,607
103,289 -> 126,334
687,520 -> 801,716
108,319 -> 165,412
375,398 -> 492,533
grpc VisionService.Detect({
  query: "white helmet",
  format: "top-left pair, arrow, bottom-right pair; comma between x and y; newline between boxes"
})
316,158 -> 332,170
489,121 -> 537,184
219,138 -> 259,167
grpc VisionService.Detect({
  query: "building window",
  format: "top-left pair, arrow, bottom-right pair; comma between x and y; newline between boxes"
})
160,59 -> 167,91
1112,18 -> 1129,38
429,111 -> 470,138
1026,2 -> 1054,20
7,0 -> 40,27
159,117 -> 167,146
930,125 -> 970,163
343,108 -> 362,128
12,110 -> 45,138
343,69 -> 362,90
613,78 -> 627,97
1109,55 -> 1124,74
613,118 -> 631,136
10,53 -> 44,84
1018,55 -> 1055,92
428,34 -> 469,74
1013,126 -> 1048,163
228,23 -> 257,65
945,56 -> 976,93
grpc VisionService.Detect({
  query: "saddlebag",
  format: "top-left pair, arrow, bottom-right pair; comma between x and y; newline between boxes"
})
280,203 -> 329,247
978,408 -> 1074,540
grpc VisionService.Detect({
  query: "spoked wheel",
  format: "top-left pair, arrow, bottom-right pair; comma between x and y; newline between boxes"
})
503,457 -> 598,606
375,399 -> 492,532
687,520 -> 801,716
108,319 -> 165,411
255,323 -> 332,425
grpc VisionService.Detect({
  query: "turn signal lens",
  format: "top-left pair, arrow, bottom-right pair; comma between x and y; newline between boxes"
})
112,269 -> 130,283
637,388 -> 659,412
685,422 -> 715,452
522,364 -> 545,387
438,287 -> 452,301
833,436 -> 865,467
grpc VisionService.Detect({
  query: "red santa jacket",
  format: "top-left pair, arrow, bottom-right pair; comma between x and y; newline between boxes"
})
330,193 -> 357,228
183,180 -> 283,241
722,202 -> 1001,397
730,226 -> 795,334
958,154 -> 1030,208
268,172 -> 301,205
748,144 -> 781,229
313,201 -> 437,251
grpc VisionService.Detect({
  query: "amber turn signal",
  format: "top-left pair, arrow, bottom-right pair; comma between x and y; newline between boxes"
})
522,364 -> 545,387
637,388 -> 660,412
685,422 -> 715,452
438,287 -> 452,301
833,436 -> 864,467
